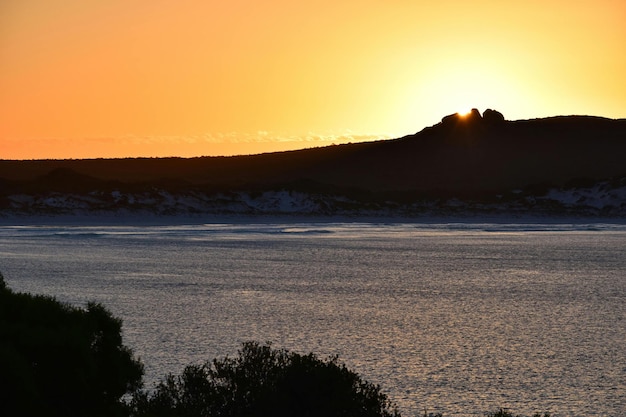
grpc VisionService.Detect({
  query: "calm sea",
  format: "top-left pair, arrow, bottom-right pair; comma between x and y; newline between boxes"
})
1,221 -> 625,416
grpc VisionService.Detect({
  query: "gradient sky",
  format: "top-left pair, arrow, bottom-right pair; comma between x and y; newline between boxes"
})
1,0 -> 625,159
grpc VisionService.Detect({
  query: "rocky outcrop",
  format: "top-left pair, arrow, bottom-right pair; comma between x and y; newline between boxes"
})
441,108 -> 481,125
441,108 -> 504,126
468,108 -> 482,122
482,108 -> 505,124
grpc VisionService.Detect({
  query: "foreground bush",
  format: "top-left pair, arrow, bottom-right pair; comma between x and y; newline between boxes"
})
0,274 -> 144,417
130,341 -> 401,417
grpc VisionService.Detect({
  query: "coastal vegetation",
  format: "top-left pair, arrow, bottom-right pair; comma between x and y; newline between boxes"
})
129,341 -> 400,417
0,273 -> 143,417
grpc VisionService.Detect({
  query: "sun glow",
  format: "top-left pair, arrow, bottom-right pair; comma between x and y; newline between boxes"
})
1,1 -> 624,158
457,108 -> 473,117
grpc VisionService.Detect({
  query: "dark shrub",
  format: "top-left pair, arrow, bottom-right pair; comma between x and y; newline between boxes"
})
0,273 -> 144,417
131,341 -> 400,417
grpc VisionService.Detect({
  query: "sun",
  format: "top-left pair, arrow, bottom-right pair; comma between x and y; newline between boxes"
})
457,108 -> 473,117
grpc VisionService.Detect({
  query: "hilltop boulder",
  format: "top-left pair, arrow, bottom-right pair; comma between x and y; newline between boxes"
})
468,108 -> 482,122
482,108 -> 505,124
441,108 -> 483,126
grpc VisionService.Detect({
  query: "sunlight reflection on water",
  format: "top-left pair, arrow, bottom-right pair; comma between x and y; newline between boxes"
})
1,222 -> 625,416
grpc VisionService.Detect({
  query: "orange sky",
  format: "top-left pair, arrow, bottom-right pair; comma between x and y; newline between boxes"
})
1,0 -> 625,159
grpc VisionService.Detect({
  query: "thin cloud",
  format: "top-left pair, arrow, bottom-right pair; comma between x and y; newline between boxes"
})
1,131 -> 394,159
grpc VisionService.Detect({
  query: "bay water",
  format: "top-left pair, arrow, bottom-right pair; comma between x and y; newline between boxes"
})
1,221 -> 624,416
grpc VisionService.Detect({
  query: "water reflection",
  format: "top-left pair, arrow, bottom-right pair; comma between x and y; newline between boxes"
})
1,222 -> 625,416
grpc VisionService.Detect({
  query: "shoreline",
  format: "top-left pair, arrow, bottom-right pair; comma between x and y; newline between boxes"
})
2,211 -> 626,227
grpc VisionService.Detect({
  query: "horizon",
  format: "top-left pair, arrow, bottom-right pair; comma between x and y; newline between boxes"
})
2,110 -> 625,162
2,1 -> 625,159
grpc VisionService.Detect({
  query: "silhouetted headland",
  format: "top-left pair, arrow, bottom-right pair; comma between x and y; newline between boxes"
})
2,110 -> 625,217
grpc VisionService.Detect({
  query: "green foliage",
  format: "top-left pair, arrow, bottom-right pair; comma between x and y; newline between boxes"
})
131,341 -> 400,417
0,274 -> 144,417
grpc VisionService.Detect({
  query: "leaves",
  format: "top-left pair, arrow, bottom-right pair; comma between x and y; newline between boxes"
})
131,341 -> 400,417
0,277 -> 143,417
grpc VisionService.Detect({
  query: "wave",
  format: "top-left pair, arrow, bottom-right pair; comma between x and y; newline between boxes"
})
2,221 -> 626,242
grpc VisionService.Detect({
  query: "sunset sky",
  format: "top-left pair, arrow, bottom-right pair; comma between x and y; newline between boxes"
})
1,0 -> 625,159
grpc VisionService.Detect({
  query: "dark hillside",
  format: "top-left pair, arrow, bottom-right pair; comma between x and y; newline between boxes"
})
1,111 -> 625,199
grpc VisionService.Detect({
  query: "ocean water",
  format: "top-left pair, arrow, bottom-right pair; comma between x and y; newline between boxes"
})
1,221 -> 625,416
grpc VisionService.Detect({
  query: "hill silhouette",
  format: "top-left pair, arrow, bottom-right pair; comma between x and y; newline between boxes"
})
1,110 -> 625,214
